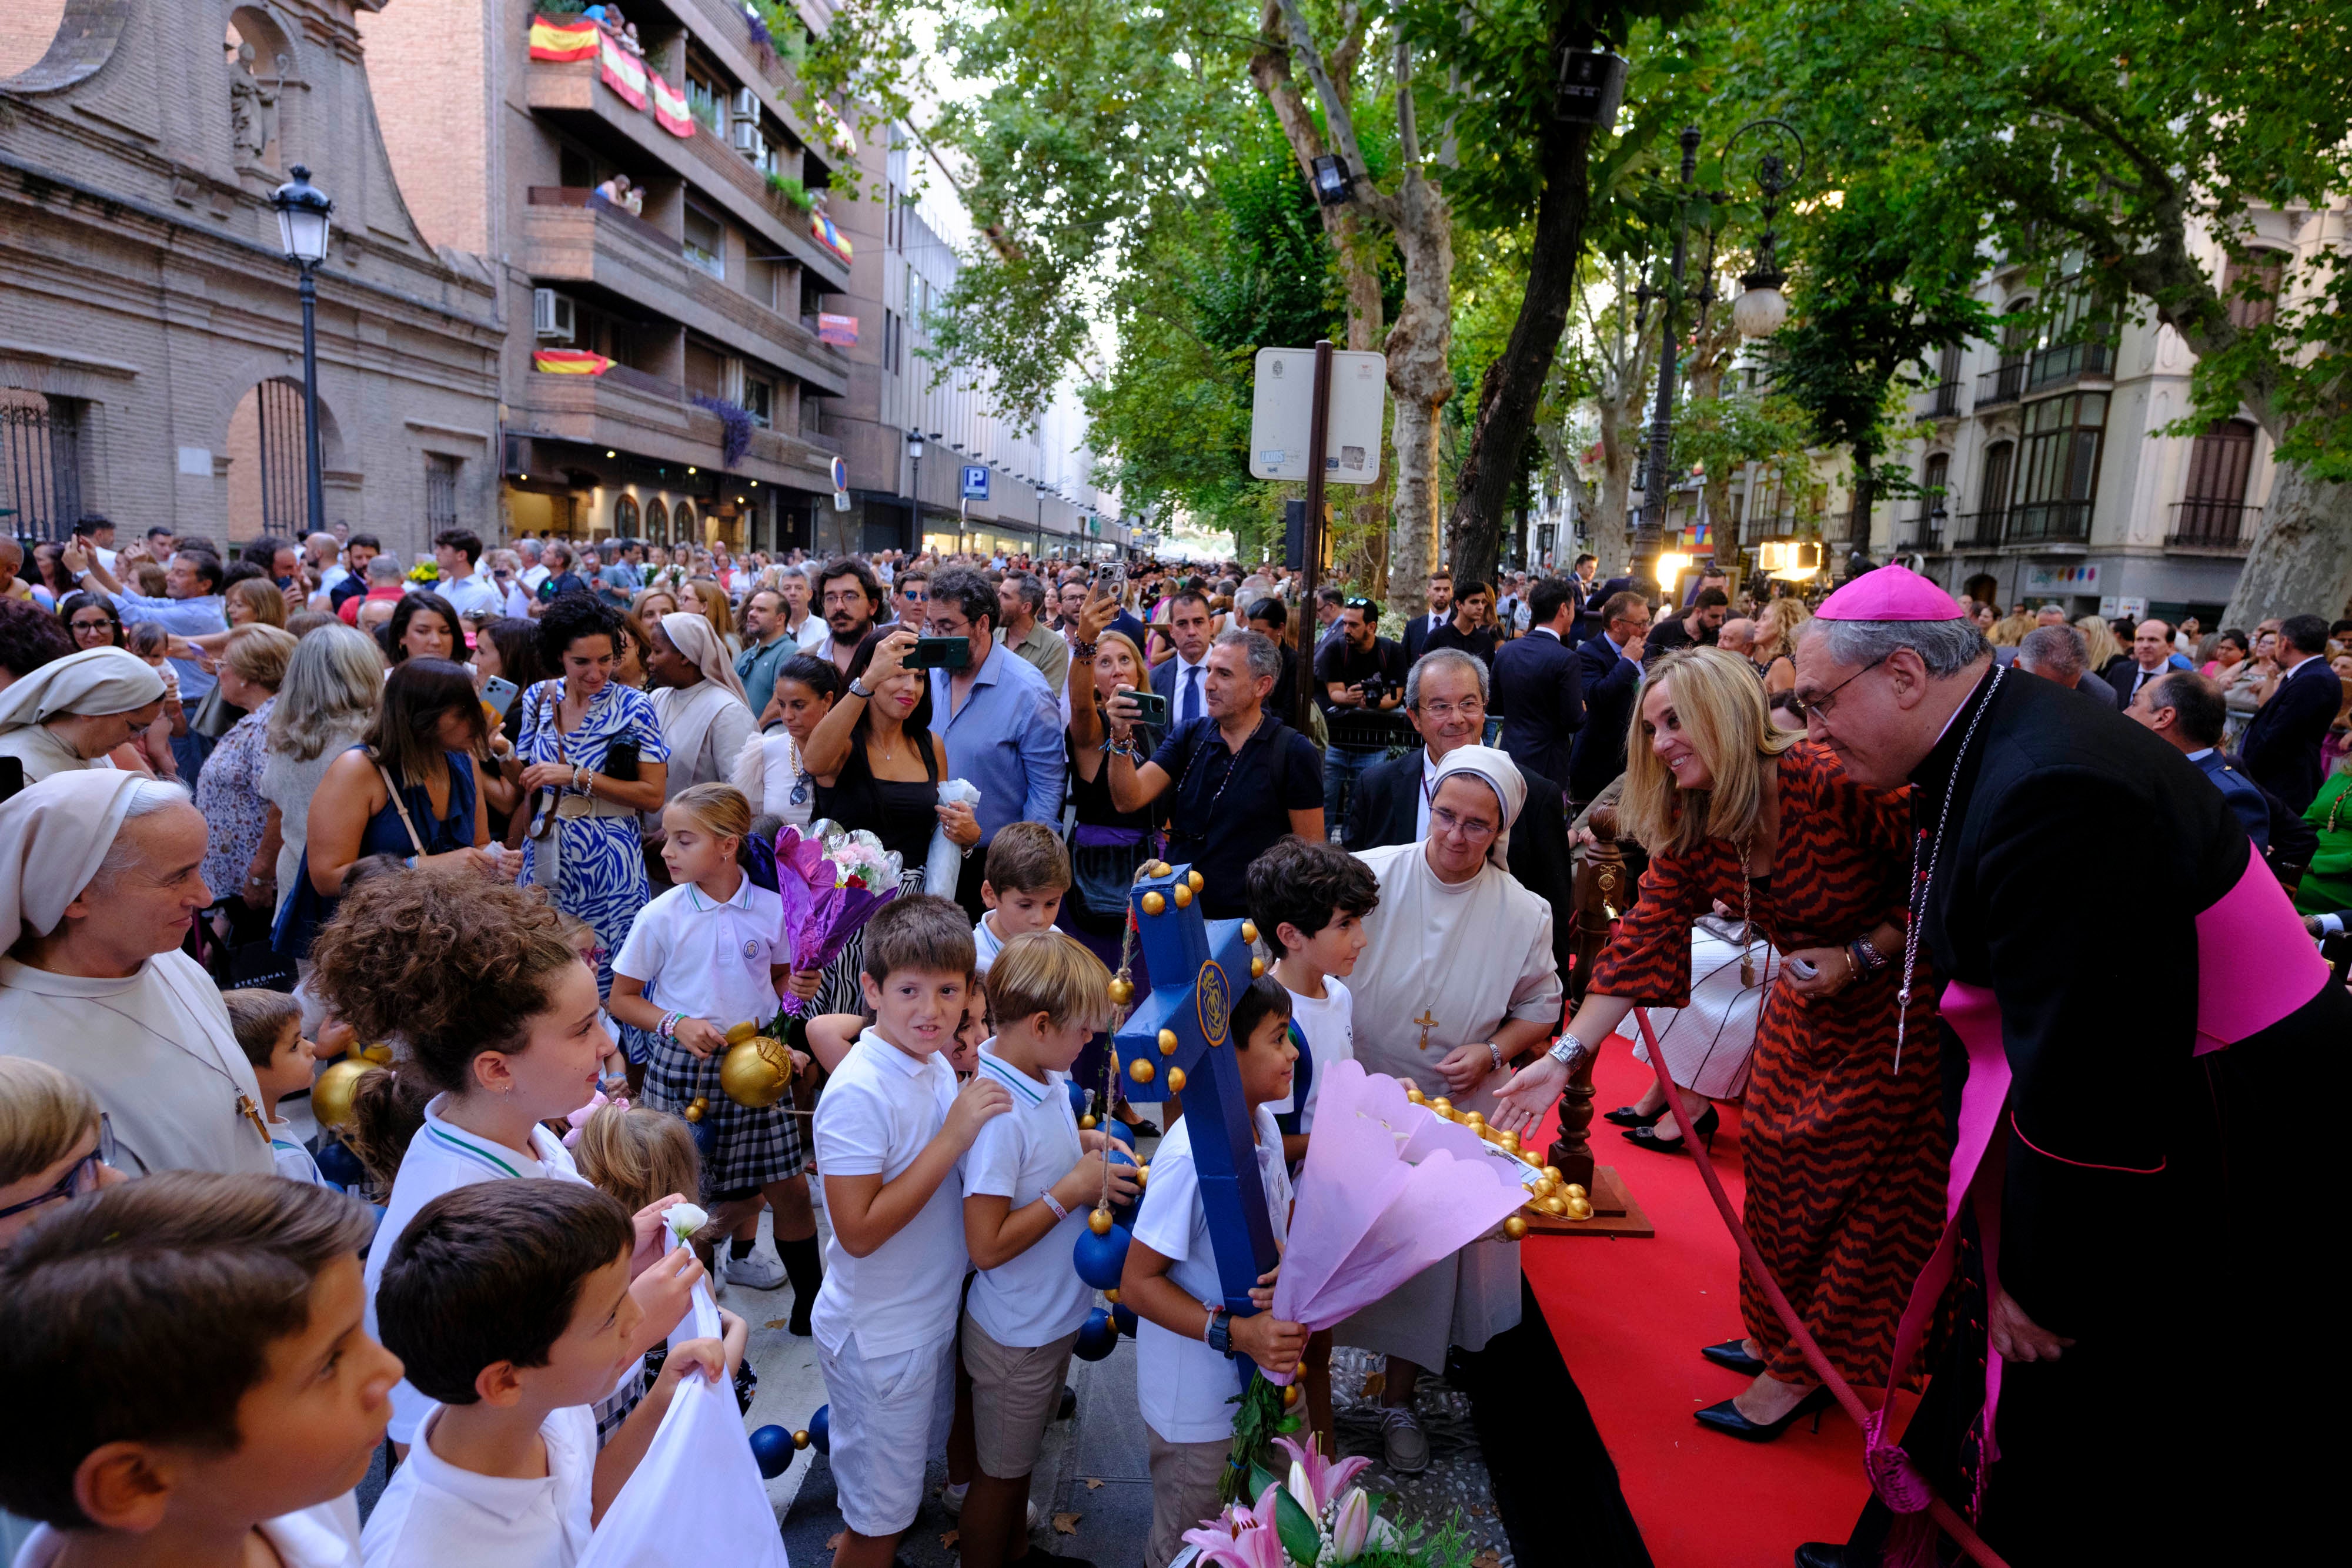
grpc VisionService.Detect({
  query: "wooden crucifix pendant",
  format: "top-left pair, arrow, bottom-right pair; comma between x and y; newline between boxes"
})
1414,1009 -> 1439,1052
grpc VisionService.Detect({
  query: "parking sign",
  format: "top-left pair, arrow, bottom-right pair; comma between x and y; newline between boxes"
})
961,465 -> 990,500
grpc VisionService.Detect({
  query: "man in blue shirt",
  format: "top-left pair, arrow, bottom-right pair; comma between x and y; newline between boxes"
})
597,538 -> 645,604
924,565 -> 1067,918
71,543 -> 229,781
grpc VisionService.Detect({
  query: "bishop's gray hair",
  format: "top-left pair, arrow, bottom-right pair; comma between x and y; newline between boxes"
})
92,780 -> 196,888
1213,626 -> 1282,685
1405,647 -> 1490,708
1802,616 -> 1989,677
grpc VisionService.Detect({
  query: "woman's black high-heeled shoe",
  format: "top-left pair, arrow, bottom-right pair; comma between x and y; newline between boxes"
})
1623,1105 -> 1719,1154
1693,1384 -> 1833,1443
1700,1339 -> 1766,1375
1602,1104 -> 1666,1128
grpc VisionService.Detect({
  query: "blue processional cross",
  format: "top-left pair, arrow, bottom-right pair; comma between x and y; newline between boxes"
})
1113,861 -> 1280,1319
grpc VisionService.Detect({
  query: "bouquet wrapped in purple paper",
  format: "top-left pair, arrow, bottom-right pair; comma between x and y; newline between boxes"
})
771,819 -> 905,1015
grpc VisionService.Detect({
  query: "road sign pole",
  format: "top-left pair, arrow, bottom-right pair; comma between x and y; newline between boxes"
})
1295,339 -> 1334,731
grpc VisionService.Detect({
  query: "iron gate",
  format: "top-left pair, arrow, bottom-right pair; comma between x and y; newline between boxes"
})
2,399 -> 84,542
256,378 -> 308,536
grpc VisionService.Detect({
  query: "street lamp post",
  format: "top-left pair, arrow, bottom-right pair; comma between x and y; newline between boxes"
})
906,429 -> 924,549
1629,121 -> 1805,599
269,165 -> 335,536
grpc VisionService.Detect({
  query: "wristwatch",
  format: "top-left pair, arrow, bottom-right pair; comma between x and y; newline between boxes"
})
1204,1305 -> 1231,1355
1545,1031 -> 1592,1073
847,677 -> 874,700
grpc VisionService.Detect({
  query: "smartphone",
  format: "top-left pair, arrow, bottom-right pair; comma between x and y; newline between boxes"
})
480,675 -> 519,718
1127,690 -> 1170,726
906,636 -> 973,670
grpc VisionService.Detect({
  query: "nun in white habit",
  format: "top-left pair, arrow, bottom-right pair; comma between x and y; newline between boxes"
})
643,611 -> 756,821
0,647 -> 165,784
0,771 -> 275,1178
1337,744 -> 1562,1469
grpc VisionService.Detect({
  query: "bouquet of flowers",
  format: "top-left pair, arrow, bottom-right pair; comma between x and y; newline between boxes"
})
771,820 -> 904,1015
1181,1437 -> 1468,1568
405,559 -> 442,585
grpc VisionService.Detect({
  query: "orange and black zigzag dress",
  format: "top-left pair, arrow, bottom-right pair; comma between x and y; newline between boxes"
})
1589,742 -> 1947,1390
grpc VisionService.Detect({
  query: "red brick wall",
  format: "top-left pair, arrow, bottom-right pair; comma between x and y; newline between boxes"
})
355,0 -> 490,255
0,1 -> 69,78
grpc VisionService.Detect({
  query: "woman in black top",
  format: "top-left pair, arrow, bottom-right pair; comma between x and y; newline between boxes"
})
800,626 -> 980,1011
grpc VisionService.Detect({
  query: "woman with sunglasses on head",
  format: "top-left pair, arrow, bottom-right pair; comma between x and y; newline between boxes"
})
1492,646 -> 1945,1445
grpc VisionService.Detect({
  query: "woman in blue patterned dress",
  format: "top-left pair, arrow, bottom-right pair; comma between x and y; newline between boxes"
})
516,595 -> 669,1004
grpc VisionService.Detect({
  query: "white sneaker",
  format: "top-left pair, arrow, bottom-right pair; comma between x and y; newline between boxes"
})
724,1244 -> 787,1290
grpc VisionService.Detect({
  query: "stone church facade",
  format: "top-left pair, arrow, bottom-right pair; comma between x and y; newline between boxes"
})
0,0 -> 503,561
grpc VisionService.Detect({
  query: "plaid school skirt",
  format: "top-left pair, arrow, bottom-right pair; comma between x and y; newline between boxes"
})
630,1024 -> 807,1196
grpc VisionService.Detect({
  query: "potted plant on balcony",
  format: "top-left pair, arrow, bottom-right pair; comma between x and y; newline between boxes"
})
691,395 -> 755,469
765,172 -> 816,213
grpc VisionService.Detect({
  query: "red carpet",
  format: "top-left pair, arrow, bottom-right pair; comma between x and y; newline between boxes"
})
1521,1047 -> 1915,1568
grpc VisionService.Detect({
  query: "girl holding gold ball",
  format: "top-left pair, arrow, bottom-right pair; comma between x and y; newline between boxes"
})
607,783 -> 826,1326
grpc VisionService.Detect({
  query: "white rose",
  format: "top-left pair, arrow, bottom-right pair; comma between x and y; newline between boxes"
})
664,1201 -> 710,1248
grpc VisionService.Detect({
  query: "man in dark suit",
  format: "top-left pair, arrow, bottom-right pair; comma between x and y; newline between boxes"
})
2241,614 -> 2340,813
1344,647 -> 1576,983
2014,624 -> 2124,708
1494,576 -> 1584,785
2126,669 -> 2271,855
1399,567 -> 1454,663
1147,589 -> 1217,728
2103,617 -> 2180,708
1566,589 -> 1652,808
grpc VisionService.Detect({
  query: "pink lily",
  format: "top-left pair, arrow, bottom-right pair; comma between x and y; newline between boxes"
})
1329,1488 -> 1374,1563
1274,1434 -> 1372,1514
1178,1482 -> 1287,1568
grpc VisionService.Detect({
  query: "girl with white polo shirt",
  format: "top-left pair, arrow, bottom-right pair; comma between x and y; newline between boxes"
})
609,783 -> 825,1328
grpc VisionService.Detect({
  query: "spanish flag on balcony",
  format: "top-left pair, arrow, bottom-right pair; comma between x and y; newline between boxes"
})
650,71 -> 695,138
599,29 -> 649,109
811,212 -> 853,265
527,14 -> 598,61
533,349 -> 612,376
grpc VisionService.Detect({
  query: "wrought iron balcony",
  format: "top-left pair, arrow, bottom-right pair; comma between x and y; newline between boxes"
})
2004,500 -> 2092,545
1895,513 -> 1944,552
1976,360 -> 2027,407
2165,501 -> 2260,552
2026,338 -> 2113,392
1922,381 -> 1963,419
1953,510 -> 2009,549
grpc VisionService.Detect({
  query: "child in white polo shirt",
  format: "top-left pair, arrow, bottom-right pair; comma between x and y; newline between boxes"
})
1122,975 -> 1309,1568
362,1181 -> 730,1568
610,783 -> 823,1326
813,895 -> 1012,1568
959,932 -> 1138,1568
970,823 -> 1071,974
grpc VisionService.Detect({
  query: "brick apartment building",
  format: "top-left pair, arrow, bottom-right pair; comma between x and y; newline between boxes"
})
1,0 -> 504,561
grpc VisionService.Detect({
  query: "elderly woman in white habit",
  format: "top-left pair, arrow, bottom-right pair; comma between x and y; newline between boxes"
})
640,611 -> 756,874
0,771 -> 275,1176
0,647 -> 166,784
1338,744 -> 1562,1475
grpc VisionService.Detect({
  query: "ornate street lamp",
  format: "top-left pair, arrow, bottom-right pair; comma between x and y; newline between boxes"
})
269,165 -> 334,535
1725,121 -> 1806,340
906,430 -> 924,546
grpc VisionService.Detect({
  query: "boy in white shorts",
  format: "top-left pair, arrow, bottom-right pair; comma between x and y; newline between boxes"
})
959,933 -> 1137,1568
813,896 -> 1011,1568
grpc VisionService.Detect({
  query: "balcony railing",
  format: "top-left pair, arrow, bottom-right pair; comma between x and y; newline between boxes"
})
1895,513 -> 1943,552
1922,381 -> 1963,419
526,186 -> 676,253
2165,501 -> 2261,551
1949,510 -> 2004,548
600,363 -> 686,401
1976,360 -> 2027,407
2004,499 -> 2092,544
2026,338 -> 2113,391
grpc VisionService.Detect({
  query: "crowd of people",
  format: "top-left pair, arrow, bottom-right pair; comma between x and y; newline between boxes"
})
1,519 -> 2347,1568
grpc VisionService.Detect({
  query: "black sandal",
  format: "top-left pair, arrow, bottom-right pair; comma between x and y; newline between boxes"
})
1623,1105 -> 1719,1153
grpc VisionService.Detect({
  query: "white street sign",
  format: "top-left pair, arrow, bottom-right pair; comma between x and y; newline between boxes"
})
1248,348 -> 1386,485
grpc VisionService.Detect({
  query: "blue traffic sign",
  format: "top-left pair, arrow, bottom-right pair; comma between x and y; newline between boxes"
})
961,464 -> 990,500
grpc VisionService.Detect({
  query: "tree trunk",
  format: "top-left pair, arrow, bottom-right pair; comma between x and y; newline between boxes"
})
2223,459 -> 2352,627
1441,106 -> 1596,590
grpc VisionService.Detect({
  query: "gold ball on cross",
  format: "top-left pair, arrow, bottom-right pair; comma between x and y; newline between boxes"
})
1498,1130 -> 1520,1152
1240,920 -> 1259,944
1282,1383 -> 1301,1409
1429,1097 -> 1454,1118
1250,957 -> 1265,978
1463,1111 -> 1485,1131
1504,1216 -> 1529,1241
683,1104 -> 704,1122
1564,1197 -> 1594,1221
1166,1066 -> 1187,1093
1103,1288 -> 1120,1303
1539,1193 -> 1569,1216
1148,860 -> 1169,878
1108,977 -> 1135,1007
1562,1183 -> 1588,1201
1186,870 -> 1204,892
1135,1165 -> 1148,1186
1158,1028 -> 1179,1056
1089,1206 -> 1114,1236
1541,1166 -> 1563,1184
1172,883 -> 1192,909
1405,1085 -> 1426,1105
793,1430 -> 811,1449
1079,1115 -> 1097,1129
1130,1058 -> 1155,1084
1142,891 -> 1166,917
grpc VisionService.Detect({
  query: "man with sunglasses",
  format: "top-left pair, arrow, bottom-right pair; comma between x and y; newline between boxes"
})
1784,563 -> 2340,1568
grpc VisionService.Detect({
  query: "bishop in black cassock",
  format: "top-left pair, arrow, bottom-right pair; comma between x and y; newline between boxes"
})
1791,567 -> 2338,1568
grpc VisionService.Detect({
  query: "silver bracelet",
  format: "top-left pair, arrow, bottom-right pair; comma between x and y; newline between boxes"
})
1486,1041 -> 1504,1074
1546,1031 -> 1591,1071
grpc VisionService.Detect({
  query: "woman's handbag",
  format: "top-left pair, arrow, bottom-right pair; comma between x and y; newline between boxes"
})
1067,825 -> 1152,922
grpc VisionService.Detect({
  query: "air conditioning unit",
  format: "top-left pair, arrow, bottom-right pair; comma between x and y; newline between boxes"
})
532,287 -> 575,343
730,121 -> 764,159
731,88 -> 761,121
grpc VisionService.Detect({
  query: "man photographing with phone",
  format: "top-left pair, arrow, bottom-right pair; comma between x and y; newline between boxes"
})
1104,627 -> 1325,920
923,567 -> 1065,920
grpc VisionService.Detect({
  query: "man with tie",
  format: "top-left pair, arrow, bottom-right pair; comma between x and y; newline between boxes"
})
2127,670 -> 2271,855
1401,567 -> 1454,662
1493,577 -> 1584,787
2104,618 -> 2179,707
1148,590 -> 1218,728
1565,590 -> 1652,811
2241,614 -> 2343,813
